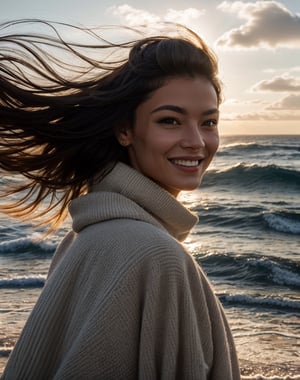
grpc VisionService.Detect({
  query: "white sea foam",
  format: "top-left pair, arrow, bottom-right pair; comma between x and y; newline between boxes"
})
0,275 -> 46,288
242,376 -> 300,380
220,293 -> 300,311
0,236 -> 56,253
263,213 -> 300,234
254,258 -> 300,288
272,266 -> 300,287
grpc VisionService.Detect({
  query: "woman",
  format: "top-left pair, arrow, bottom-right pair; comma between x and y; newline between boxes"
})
0,20 -> 240,379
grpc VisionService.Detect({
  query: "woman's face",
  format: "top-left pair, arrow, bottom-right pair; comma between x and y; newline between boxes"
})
118,76 -> 219,197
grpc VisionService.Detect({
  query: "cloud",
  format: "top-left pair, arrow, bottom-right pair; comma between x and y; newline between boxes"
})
108,5 -> 160,26
291,66 -> 300,72
252,75 -> 300,92
165,8 -> 205,24
222,110 -> 300,121
222,98 -> 266,106
267,94 -> 300,110
263,66 -> 300,74
216,1 -> 300,49
107,4 -> 205,30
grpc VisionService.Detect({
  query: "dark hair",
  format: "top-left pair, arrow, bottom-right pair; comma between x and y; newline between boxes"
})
0,20 -> 221,230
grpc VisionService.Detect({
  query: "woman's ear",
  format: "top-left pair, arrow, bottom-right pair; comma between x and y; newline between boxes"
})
116,124 -> 132,147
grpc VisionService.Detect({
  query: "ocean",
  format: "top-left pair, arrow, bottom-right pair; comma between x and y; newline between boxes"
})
0,134 -> 299,379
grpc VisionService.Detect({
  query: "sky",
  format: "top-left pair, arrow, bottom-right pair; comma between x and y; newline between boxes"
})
1,0 -> 300,135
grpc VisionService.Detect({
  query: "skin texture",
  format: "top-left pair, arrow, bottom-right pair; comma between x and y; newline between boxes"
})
118,76 -> 219,197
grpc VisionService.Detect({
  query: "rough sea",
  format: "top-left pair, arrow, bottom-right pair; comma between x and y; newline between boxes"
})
1,135 -> 299,379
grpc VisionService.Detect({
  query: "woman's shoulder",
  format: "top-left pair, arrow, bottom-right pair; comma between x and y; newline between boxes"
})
80,216 -> 182,246
48,218 -> 204,307
76,217 -> 195,268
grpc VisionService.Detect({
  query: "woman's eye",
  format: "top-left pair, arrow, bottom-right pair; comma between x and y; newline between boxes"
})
203,119 -> 218,127
157,117 -> 180,126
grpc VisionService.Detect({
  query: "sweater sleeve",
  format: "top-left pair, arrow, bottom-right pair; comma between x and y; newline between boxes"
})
104,235 -> 239,380
135,245 -> 212,379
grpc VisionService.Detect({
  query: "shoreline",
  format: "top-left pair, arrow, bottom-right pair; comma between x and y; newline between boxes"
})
1,357 -> 300,378
240,363 -> 300,379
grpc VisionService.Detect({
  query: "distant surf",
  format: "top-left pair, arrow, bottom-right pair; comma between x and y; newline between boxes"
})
0,236 -> 56,254
202,163 -> 300,192
0,275 -> 45,289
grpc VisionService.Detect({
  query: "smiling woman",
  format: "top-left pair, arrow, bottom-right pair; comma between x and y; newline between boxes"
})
0,20 -> 240,379
118,76 -> 220,196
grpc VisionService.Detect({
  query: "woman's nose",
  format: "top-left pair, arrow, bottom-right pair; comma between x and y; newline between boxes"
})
180,125 -> 205,149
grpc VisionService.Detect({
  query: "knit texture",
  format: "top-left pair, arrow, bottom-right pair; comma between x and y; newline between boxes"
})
2,163 -> 240,379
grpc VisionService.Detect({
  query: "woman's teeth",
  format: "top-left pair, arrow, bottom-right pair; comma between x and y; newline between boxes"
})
172,159 -> 199,167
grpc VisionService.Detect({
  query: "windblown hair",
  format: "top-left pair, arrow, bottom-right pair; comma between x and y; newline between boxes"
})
0,20 -> 221,230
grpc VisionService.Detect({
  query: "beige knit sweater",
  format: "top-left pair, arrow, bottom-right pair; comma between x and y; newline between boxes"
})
2,163 -> 240,379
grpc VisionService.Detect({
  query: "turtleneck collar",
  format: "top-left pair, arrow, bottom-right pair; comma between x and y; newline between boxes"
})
70,162 -> 198,241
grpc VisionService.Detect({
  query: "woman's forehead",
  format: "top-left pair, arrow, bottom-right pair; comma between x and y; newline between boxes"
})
138,76 -> 218,113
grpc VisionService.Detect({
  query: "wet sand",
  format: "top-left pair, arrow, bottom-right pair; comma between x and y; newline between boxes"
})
1,356 -> 300,378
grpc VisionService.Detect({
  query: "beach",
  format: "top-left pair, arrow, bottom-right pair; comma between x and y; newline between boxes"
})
1,135 -> 299,378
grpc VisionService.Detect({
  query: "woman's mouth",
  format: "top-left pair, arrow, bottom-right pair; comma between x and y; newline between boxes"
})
170,159 -> 202,167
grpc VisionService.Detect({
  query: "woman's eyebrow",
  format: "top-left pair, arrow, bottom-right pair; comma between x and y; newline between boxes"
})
202,108 -> 219,116
151,105 -> 219,116
151,105 -> 187,114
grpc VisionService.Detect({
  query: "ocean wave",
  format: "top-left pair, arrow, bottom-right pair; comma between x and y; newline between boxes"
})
196,207 -> 262,231
196,253 -> 300,289
0,275 -> 45,289
195,204 -> 300,235
219,141 -> 300,155
0,348 -> 11,358
249,256 -> 300,287
219,293 -> 300,312
218,142 -> 265,157
271,266 -> 300,287
202,163 -> 300,192
221,141 -> 261,149
263,211 -> 300,234
0,236 -> 56,254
